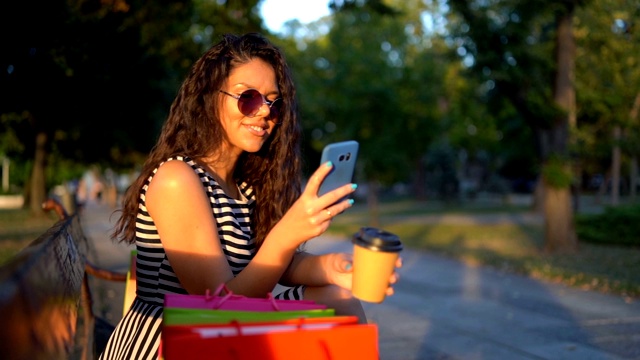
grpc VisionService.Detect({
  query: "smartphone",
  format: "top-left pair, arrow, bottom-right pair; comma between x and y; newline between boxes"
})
318,140 -> 359,197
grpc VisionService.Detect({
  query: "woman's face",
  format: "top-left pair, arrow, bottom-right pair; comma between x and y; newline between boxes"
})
218,58 -> 280,156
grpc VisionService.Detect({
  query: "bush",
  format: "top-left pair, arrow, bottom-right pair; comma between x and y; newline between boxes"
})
576,204 -> 640,246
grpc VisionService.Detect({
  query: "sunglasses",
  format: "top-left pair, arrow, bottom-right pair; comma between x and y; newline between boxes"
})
219,89 -> 282,123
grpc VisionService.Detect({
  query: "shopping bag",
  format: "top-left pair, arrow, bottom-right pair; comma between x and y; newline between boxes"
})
163,315 -> 359,339
164,283 -> 327,312
163,307 -> 336,326
162,317 -> 378,360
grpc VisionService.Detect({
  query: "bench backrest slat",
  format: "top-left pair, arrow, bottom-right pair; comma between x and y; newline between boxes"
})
0,215 -> 88,359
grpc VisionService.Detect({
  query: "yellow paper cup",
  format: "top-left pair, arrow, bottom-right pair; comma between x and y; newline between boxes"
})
351,227 -> 402,303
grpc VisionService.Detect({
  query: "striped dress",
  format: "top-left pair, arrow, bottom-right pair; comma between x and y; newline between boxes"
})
99,156 -> 304,360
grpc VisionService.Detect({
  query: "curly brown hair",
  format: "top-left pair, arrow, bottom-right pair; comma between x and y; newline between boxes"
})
112,33 -> 302,248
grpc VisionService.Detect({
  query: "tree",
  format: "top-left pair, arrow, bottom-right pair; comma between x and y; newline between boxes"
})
288,0 -> 409,223
541,1 -> 580,253
447,0 -> 583,252
1,0 -> 193,213
574,0 -> 640,204
0,0 -> 266,215
285,0 -> 455,223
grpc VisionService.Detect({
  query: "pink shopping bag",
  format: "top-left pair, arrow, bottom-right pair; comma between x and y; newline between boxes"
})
164,283 -> 327,312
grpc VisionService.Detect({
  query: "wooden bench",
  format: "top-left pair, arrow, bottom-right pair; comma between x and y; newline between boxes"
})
0,199 -> 132,359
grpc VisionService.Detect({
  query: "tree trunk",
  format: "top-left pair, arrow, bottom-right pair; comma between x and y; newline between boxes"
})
543,5 -> 578,253
629,92 -> 640,201
29,132 -> 48,216
366,180 -> 380,228
631,158 -> 638,201
1,157 -> 9,192
414,158 -> 426,201
533,177 -> 545,213
596,170 -> 611,204
543,181 -> 577,253
611,126 -> 621,206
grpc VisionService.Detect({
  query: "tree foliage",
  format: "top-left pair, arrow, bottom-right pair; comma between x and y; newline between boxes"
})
1,0 -> 636,220
287,0 -> 454,191
574,0 -> 640,173
0,0 -> 265,210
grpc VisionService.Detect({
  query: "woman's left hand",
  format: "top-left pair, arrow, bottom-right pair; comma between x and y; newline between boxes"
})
329,253 -> 402,296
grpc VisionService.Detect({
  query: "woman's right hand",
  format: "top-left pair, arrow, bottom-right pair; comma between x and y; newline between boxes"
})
271,161 -> 357,247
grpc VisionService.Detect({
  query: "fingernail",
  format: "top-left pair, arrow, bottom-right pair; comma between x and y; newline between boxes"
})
345,263 -> 352,271
351,183 -> 358,190
325,161 -> 333,167
348,199 -> 355,205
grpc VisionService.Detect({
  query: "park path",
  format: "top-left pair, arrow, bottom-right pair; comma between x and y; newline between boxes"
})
80,201 -> 640,360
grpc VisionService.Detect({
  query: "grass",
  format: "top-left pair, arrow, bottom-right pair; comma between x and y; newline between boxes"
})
328,198 -> 640,299
2,196 -> 639,299
0,208 -> 59,265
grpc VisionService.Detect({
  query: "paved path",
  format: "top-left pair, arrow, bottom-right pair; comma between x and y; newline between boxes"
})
79,202 -> 640,360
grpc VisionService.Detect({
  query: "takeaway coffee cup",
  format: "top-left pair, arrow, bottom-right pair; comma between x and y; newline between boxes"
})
351,227 -> 403,303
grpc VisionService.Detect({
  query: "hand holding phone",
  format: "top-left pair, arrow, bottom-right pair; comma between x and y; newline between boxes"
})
318,140 -> 359,197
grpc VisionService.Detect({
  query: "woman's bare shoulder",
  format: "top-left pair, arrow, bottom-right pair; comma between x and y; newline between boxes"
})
147,160 -> 202,196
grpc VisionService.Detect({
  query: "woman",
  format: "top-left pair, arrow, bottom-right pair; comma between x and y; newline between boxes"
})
100,32 -> 399,360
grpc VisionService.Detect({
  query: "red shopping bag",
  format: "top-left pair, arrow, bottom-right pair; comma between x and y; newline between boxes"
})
163,315 -> 359,339
161,316 -> 378,360
164,284 -> 327,312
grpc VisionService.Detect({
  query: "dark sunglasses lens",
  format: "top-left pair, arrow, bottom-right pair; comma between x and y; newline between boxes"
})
237,89 -> 263,117
267,98 -> 282,120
